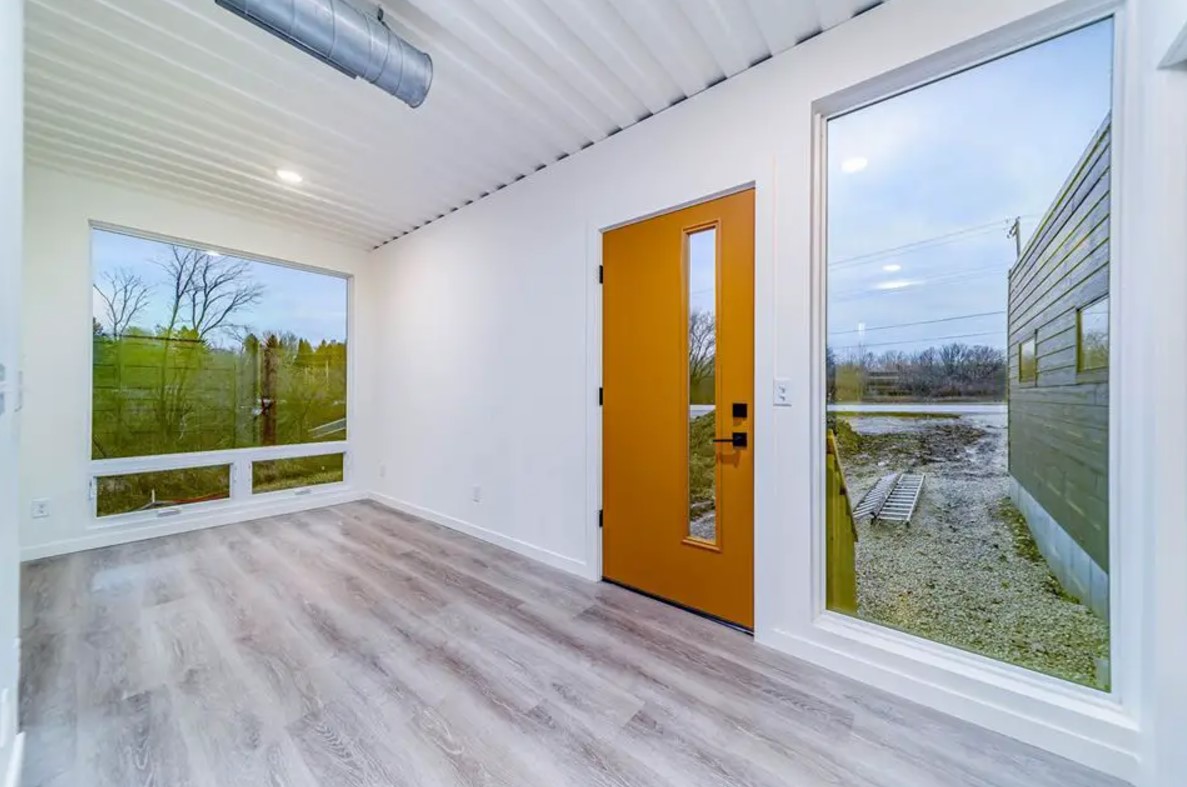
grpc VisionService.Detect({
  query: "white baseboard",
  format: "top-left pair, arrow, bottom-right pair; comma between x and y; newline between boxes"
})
21,488 -> 367,561
367,493 -> 590,579
760,623 -> 1139,785
3,732 -> 23,787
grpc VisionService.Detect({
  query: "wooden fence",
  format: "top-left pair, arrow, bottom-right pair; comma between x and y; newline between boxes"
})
826,430 -> 858,614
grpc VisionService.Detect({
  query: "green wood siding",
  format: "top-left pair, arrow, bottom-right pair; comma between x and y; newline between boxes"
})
1007,117 -> 1111,570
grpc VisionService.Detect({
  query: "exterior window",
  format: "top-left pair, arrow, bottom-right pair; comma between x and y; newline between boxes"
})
91,227 -> 349,514
1019,335 -> 1037,382
823,18 -> 1113,691
1078,297 -> 1109,371
96,465 -> 230,517
253,453 -> 345,494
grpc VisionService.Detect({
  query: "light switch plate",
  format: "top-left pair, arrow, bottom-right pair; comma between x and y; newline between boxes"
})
773,378 -> 792,407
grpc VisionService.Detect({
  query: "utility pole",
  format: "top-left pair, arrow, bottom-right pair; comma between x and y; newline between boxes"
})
1007,217 -> 1022,259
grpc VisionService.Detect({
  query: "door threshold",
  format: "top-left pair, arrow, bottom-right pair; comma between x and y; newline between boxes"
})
601,577 -> 753,635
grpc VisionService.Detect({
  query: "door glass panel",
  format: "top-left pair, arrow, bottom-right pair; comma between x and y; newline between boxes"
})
824,20 -> 1113,690
688,227 -> 717,542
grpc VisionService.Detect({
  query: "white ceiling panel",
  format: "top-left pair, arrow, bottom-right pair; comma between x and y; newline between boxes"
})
26,0 -> 882,249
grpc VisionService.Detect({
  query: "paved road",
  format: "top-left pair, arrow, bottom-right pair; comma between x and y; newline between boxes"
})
828,402 -> 1006,415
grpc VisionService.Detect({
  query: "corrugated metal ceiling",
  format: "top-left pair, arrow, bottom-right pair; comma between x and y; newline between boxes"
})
25,0 -> 881,248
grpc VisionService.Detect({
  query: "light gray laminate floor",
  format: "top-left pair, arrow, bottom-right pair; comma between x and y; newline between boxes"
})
20,501 -> 1125,787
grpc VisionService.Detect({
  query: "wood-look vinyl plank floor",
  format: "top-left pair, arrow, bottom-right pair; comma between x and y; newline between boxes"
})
20,501 -> 1126,787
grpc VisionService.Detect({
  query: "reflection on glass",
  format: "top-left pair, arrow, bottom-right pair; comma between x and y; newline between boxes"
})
253,453 -> 345,494
1078,297 -> 1109,371
824,20 -> 1113,690
1019,335 -> 1037,382
91,228 -> 349,461
688,228 -> 717,542
97,465 -> 230,517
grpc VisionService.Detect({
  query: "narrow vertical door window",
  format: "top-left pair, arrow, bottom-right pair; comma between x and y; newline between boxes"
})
688,228 -> 718,542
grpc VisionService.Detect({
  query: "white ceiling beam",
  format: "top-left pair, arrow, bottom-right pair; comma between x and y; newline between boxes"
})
394,0 -> 613,143
25,116 -> 395,238
478,0 -> 648,130
811,0 -> 857,32
545,0 -> 682,115
604,0 -> 720,98
27,148 -> 376,246
34,0 -> 529,202
676,0 -> 757,77
742,0 -> 821,55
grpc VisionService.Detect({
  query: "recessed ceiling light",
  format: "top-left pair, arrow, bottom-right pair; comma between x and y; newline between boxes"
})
882,263 -> 902,272
841,156 -> 868,174
276,168 -> 303,184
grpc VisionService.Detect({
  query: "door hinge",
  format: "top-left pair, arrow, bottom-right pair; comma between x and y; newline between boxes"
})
598,265 -> 603,284
598,387 -> 603,405
598,509 -> 603,528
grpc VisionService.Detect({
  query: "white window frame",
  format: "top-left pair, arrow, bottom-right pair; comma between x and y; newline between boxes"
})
87,222 -> 355,528
804,1 -> 1137,777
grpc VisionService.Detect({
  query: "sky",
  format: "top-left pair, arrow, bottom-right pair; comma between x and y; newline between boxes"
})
92,229 -> 349,348
689,227 -> 716,317
826,19 -> 1113,357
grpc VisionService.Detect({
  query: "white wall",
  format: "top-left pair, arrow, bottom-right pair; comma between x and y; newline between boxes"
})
370,0 -> 1187,782
20,166 -> 381,557
1,0 -> 23,781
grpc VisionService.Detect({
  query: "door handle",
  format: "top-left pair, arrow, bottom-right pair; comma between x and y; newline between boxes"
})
713,431 -> 748,449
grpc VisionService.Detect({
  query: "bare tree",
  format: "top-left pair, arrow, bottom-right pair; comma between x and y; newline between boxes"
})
93,269 -> 150,337
157,246 -> 264,342
689,309 -> 716,392
152,246 -> 265,444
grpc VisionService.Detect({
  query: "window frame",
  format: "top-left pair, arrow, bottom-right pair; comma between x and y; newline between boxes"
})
1019,332 -> 1038,383
86,222 -> 354,526
1077,295 -> 1110,372
809,4 -> 1126,722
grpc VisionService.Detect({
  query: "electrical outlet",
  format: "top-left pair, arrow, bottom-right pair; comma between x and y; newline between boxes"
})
471,485 -> 482,503
30,498 -> 50,519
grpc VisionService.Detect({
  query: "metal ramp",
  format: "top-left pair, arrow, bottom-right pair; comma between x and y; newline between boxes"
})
853,474 -> 898,520
852,473 -> 925,524
876,474 -> 925,523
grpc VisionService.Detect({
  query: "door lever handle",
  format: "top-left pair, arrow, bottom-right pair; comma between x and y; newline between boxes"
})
713,432 -> 748,448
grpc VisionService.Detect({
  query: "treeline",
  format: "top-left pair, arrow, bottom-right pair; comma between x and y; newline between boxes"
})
827,342 -> 1006,402
92,329 -> 347,459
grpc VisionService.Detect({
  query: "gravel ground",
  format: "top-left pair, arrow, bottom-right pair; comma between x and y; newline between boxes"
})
835,413 -> 1110,689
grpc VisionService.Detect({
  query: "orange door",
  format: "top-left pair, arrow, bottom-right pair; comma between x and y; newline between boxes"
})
603,189 -> 755,629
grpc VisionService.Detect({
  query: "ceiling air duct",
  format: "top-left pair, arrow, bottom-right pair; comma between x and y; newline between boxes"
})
215,0 -> 433,108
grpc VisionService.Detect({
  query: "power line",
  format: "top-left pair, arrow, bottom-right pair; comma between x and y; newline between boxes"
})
827,215 -> 1040,269
827,310 -> 1005,337
830,329 -> 1006,351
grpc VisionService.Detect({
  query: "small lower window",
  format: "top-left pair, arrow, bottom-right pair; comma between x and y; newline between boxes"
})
1078,297 -> 1109,371
1018,335 -> 1037,382
97,465 -> 231,517
252,453 -> 345,494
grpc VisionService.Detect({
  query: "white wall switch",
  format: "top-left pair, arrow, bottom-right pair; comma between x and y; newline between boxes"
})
30,498 -> 50,519
471,485 -> 482,503
773,378 -> 792,407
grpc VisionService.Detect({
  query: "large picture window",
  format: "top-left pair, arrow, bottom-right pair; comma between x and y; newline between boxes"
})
823,20 -> 1113,690
91,227 -> 348,514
